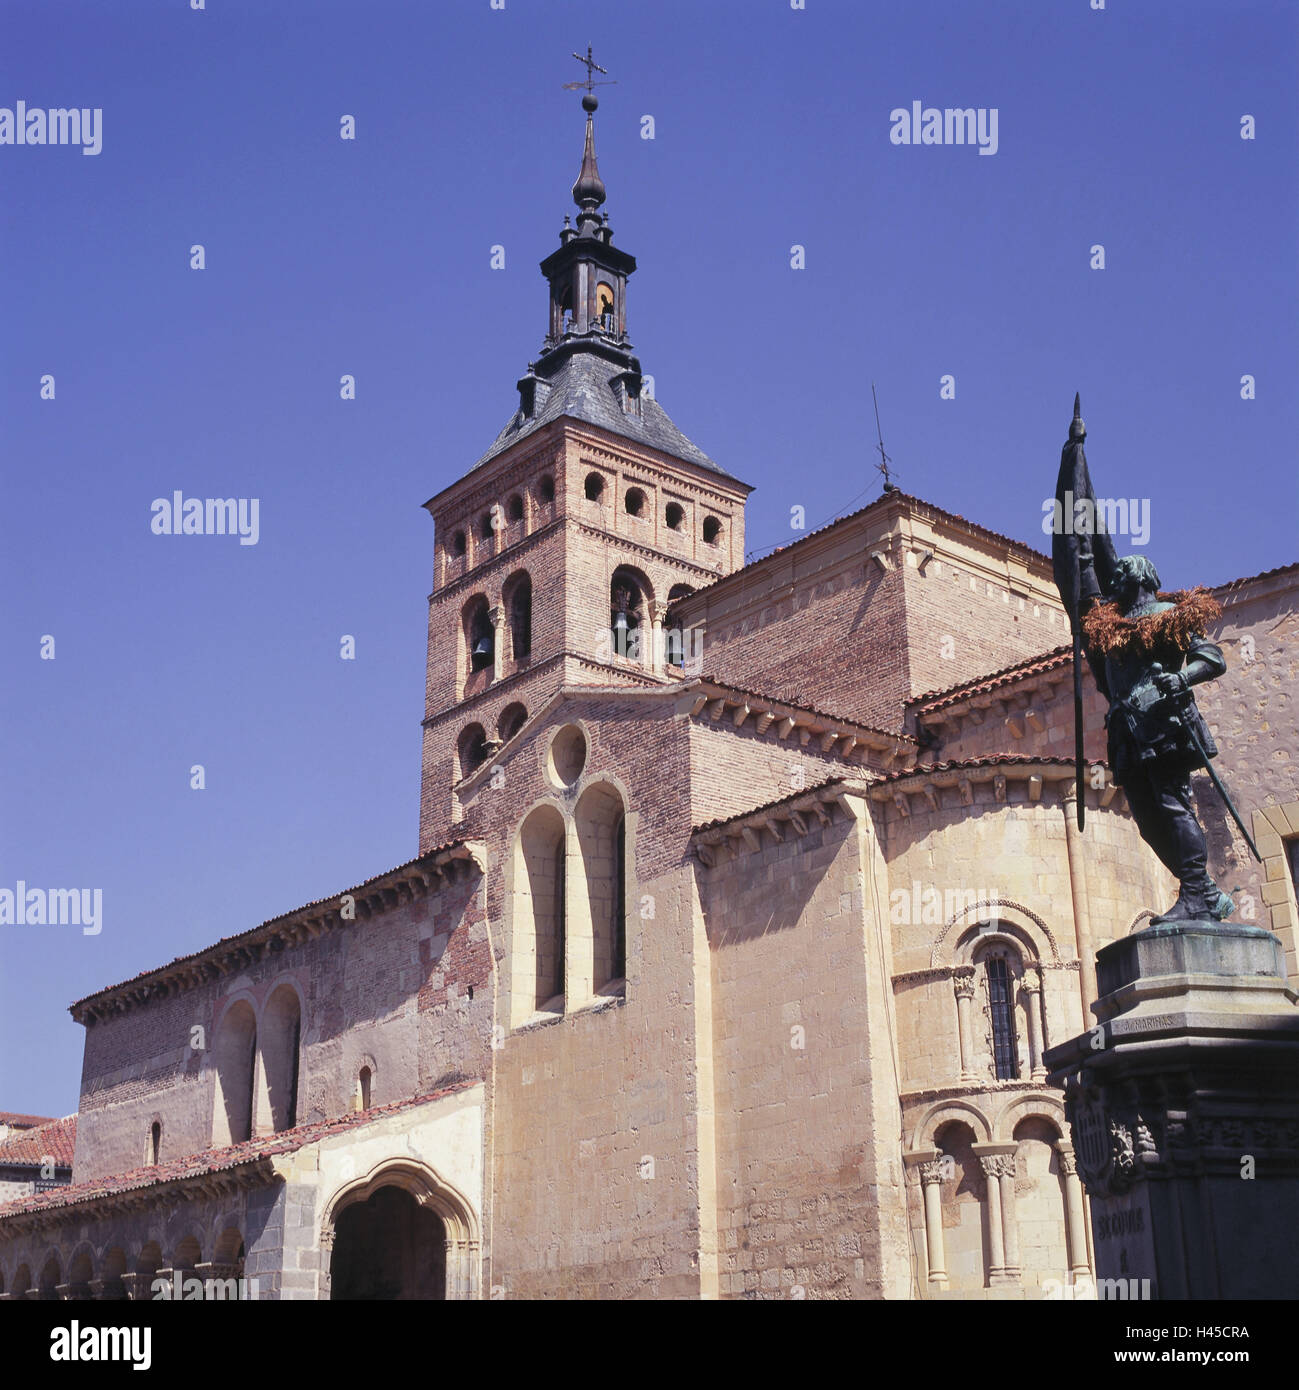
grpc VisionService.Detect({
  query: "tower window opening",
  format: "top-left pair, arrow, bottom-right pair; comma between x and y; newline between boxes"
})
585,472 -> 606,502
986,954 -> 1020,1080
610,567 -> 649,660
507,494 -> 525,523
480,513 -> 494,541
666,585 -> 695,668
459,723 -> 490,778
149,1121 -> 161,1165
703,516 -> 722,545
358,1066 -> 372,1111
466,597 -> 494,674
625,487 -> 645,517
452,531 -> 466,557
505,572 -> 532,662
538,475 -> 555,505
665,502 -> 685,531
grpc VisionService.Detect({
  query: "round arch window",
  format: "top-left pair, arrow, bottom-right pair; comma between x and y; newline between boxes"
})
547,724 -> 587,789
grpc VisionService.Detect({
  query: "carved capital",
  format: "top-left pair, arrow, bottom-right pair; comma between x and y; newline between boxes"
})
979,1153 -> 1016,1180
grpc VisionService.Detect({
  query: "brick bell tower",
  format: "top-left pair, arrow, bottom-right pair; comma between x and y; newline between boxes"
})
418,79 -> 752,850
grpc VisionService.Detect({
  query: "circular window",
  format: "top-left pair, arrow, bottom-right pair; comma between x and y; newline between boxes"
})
547,724 -> 587,789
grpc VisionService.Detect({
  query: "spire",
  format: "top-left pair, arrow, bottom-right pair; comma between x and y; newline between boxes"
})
1070,392 -> 1086,442
572,93 -> 606,226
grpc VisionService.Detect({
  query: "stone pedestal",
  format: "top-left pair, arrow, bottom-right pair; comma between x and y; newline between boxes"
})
1045,922 -> 1299,1300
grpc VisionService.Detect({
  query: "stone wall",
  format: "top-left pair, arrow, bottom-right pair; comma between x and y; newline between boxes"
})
698,792 -> 910,1299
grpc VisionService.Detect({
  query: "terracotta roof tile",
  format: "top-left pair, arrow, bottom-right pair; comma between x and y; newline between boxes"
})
0,1084 -> 475,1222
0,1112 -> 57,1130
872,754 -> 1085,785
0,1115 -> 76,1170
909,645 -> 1073,714
692,777 -> 849,835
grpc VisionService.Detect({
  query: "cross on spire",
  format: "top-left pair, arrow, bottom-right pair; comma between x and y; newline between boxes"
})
564,45 -> 614,96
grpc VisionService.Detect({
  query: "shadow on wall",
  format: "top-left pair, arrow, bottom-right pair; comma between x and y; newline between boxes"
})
698,813 -> 851,948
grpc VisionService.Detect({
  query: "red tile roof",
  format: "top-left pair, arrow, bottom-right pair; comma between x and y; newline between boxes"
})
0,1084 -> 476,1223
692,777 -> 849,835
909,645 -> 1073,714
1213,560 -> 1299,592
0,1115 -> 76,1169
0,1112 -> 57,1130
908,560 -> 1298,715
697,676 -> 913,744
873,754 -> 1086,785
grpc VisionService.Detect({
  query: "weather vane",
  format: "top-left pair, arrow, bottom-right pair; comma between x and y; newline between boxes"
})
563,45 -> 617,96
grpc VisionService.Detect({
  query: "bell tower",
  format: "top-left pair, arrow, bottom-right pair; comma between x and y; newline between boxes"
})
418,63 -> 752,851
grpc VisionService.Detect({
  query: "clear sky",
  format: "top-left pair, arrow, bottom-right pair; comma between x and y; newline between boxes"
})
2,0 -> 1296,1115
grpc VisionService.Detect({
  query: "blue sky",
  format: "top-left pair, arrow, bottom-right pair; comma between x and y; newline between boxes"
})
2,0 -> 1295,1114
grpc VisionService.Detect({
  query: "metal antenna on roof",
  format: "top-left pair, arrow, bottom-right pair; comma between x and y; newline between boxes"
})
871,382 -> 897,493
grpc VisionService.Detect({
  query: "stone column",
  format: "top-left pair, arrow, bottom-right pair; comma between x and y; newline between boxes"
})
980,1155 -> 1005,1279
904,1149 -> 948,1286
1047,921 -> 1299,1299
1056,1143 -> 1092,1279
489,604 -> 505,680
1021,966 -> 1047,1080
317,1227 -> 334,1301
974,1143 -> 1020,1285
648,602 -> 666,675
953,969 -> 977,1081
995,1157 -> 1020,1279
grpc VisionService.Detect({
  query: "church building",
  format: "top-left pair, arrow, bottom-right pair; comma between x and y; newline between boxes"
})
1,93 -> 1295,1302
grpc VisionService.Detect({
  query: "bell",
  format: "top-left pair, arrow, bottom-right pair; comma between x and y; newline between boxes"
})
472,634 -> 493,659
611,608 -> 630,656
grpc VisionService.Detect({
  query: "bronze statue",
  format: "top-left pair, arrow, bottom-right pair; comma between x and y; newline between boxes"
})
1051,397 -> 1260,925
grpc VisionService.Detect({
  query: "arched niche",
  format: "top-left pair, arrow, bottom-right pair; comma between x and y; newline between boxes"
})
212,998 -> 258,1146
511,802 -> 568,1025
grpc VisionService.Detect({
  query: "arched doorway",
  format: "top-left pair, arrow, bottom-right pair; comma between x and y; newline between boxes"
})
322,1160 -> 479,1301
330,1186 -> 446,1300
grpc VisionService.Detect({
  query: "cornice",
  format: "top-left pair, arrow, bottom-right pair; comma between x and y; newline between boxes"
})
68,843 -> 485,1025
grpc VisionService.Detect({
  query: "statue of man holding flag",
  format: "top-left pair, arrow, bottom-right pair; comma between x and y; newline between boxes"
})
1051,397 -> 1258,925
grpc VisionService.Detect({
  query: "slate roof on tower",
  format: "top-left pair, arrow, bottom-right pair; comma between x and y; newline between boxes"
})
470,350 -> 730,478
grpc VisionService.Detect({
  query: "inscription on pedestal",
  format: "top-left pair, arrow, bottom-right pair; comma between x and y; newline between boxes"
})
1089,1187 -> 1157,1297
